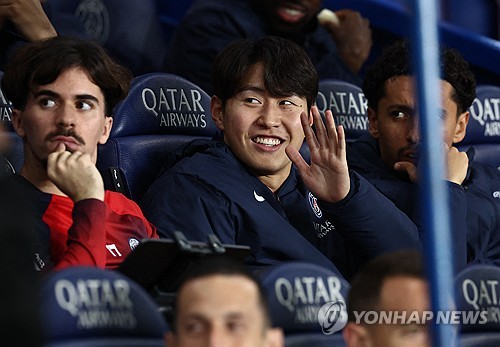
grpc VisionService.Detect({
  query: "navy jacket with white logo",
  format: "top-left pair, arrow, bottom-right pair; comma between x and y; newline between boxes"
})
141,140 -> 420,281
348,134 -> 500,268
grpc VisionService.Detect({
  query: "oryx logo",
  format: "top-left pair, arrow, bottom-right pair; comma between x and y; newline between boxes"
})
308,192 -> 322,218
317,300 -> 347,335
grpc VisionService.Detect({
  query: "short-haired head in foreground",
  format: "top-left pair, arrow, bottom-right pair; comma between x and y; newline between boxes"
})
343,250 -> 430,347
168,255 -> 284,347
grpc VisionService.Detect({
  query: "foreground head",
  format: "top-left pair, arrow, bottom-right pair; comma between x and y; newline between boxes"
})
252,0 -> 323,35
362,39 -> 476,169
343,250 -> 430,347
2,36 -> 132,164
211,35 -> 318,184
168,255 -> 283,347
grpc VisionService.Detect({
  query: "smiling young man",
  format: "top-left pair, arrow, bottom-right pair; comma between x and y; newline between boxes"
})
163,0 -> 371,95
347,39 -> 500,267
1,36 -> 157,271
141,36 -> 420,281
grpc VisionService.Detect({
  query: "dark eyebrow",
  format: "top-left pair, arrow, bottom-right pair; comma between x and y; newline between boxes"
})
33,90 -> 100,104
236,85 -> 266,94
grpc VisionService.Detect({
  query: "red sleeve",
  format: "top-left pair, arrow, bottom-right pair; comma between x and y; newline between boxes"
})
54,199 -> 107,270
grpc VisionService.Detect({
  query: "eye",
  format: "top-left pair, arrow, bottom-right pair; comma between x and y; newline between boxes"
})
244,97 -> 261,104
184,321 -> 205,335
76,101 -> 93,110
40,98 -> 56,108
279,100 -> 298,106
227,320 -> 245,333
391,111 -> 408,119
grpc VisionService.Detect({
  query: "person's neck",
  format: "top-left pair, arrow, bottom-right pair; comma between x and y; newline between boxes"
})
256,169 -> 291,194
20,162 -> 66,197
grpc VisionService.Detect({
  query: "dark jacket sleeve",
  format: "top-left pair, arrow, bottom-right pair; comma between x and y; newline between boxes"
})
140,173 -> 236,244
319,171 -> 421,267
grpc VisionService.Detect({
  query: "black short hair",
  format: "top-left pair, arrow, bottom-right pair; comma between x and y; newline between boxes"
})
2,36 -> 132,116
347,249 -> 425,322
362,39 -> 476,115
212,35 -> 319,112
170,255 -> 272,332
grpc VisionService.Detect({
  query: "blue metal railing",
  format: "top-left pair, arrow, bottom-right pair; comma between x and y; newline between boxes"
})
410,0 -> 457,346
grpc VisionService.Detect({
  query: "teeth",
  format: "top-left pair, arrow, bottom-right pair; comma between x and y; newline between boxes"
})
254,137 -> 281,146
283,8 -> 302,16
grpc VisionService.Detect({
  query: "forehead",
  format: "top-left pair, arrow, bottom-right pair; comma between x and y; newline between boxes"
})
30,67 -> 103,101
379,276 -> 429,311
382,76 -> 456,108
177,274 -> 262,317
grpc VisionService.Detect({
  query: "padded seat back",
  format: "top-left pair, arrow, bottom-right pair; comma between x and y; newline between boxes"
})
316,79 -> 368,142
97,72 -> 219,202
457,85 -> 500,170
455,264 -> 500,346
258,261 -> 350,347
39,266 -> 168,347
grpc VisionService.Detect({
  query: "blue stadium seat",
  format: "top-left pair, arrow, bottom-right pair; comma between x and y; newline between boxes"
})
316,79 -> 368,142
43,0 -> 169,75
442,0 -> 499,39
457,84 -> 500,171
97,72 -> 219,202
455,264 -> 500,346
0,70 -> 23,174
39,266 -> 168,347
258,261 -> 350,347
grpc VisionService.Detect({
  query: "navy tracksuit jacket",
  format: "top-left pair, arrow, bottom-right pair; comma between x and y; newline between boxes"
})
347,134 -> 500,269
141,140 -> 421,281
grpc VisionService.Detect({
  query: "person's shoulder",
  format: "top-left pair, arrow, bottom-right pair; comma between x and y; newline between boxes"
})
104,190 -> 147,215
160,139 -> 235,175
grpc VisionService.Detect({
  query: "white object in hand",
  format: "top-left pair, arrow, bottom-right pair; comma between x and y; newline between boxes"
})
317,8 -> 340,27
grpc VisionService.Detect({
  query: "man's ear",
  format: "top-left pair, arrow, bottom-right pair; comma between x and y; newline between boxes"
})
343,322 -> 370,347
265,327 -> 285,347
452,111 -> 469,144
211,96 -> 224,131
367,107 -> 379,138
98,116 -> 113,145
11,109 -> 25,138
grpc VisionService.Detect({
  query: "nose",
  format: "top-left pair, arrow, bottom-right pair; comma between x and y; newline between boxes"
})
55,103 -> 76,128
407,116 -> 420,143
207,326 -> 230,347
256,103 -> 281,128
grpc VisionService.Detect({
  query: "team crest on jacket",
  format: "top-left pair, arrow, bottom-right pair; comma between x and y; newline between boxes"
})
129,238 -> 140,250
308,192 -> 323,218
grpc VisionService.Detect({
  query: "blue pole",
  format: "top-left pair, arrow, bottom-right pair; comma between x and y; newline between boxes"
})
409,0 -> 457,346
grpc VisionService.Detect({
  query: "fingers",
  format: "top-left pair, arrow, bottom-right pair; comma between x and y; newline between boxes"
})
285,145 -> 309,175
305,106 -> 345,156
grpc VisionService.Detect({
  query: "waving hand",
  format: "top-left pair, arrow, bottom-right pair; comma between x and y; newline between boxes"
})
286,106 -> 350,203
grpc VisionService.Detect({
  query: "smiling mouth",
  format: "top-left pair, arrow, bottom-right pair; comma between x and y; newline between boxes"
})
252,136 -> 283,147
276,5 -> 306,23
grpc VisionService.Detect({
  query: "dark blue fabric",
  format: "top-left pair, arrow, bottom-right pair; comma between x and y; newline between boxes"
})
140,139 -> 420,281
347,134 -> 500,269
164,0 -> 362,95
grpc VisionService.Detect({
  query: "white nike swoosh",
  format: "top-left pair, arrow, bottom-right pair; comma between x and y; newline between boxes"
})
254,190 -> 265,202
